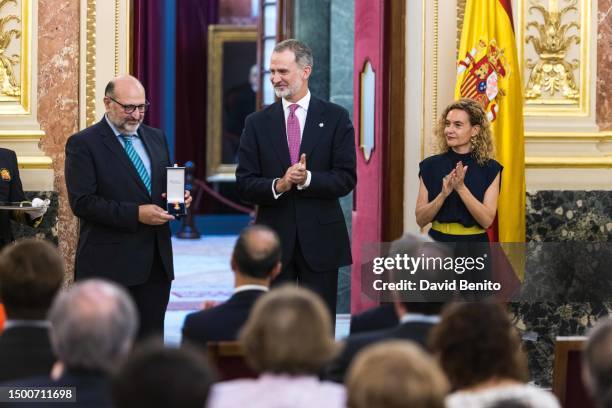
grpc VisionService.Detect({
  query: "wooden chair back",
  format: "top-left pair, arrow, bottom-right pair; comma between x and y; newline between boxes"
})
552,336 -> 595,408
207,341 -> 258,381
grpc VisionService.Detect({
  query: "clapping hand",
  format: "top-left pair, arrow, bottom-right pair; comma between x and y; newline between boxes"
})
442,170 -> 456,198
453,161 -> 468,191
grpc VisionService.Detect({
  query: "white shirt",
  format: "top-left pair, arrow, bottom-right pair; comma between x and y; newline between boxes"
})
399,313 -> 441,325
234,284 -> 269,294
105,114 -> 152,179
272,91 -> 312,199
281,91 -> 310,139
446,384 -> 560,408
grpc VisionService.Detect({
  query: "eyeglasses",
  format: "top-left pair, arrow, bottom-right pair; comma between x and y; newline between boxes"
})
107,96 -> 150,114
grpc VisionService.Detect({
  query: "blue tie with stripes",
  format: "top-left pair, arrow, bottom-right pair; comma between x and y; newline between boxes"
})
120,134 -> 151,194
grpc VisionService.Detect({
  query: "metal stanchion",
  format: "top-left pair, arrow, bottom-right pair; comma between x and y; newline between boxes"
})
176,161 -> 201,239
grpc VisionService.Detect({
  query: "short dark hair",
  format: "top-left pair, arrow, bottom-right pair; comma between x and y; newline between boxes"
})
232,225 -> 281,279
428,302 -> 528,390
112,342 -> 214,408
0,239 -> 64,319
104,80 -> 115,97
273,39 -> 314,69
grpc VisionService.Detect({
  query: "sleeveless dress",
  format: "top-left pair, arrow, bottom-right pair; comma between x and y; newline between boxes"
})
418,149 -> 502,243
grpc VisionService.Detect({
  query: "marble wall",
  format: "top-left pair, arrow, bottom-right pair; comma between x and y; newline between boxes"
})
330,0 -> 355,314
37,0 -> 80,282
293,0 -> 331,100
518,190 -> 612,386
597,0 -> 612,130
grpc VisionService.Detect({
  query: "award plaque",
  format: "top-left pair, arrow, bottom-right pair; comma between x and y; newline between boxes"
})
166,165 -> 187,217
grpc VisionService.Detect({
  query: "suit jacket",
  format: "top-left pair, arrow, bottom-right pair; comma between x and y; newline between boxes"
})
65,119 -> 173,286
349,304 -> 399,334
0,149 -> 26,248
236,96 -> 356,271
325,321 -> 436,383
0,326 -> 55,383
181,289 -> 265,347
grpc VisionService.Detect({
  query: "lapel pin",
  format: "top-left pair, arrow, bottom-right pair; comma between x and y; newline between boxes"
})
319,122 -> 324,127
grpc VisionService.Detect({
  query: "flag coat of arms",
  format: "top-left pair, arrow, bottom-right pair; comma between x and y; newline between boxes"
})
455,0 -> 526,245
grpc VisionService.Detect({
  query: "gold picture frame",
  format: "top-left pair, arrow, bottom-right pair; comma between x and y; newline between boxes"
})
206,25 -> 257,181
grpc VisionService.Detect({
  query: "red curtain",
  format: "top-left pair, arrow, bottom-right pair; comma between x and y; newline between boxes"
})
175,0 -> 219,181
132,0 -> 164,129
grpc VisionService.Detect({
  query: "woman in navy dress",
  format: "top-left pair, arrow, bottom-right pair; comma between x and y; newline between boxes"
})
416,99 -> 502,243
416,99 -> 502,295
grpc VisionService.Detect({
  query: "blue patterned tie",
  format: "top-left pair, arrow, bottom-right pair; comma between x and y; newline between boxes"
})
120,134 -> 151,194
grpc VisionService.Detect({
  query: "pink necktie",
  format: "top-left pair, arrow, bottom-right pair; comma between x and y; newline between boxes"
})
286,104 -> 301,164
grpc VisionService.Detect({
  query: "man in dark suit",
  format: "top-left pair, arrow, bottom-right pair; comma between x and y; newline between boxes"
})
65,75 -> 191,338
349,302 -> 399,334
325,301 -> 443,383
181,225 -> 281,347
0,148 -> 47,249
2,279 -> 138,408
236,39 -> 356,320
0,239 -> 63,382
325,233 -> 453,383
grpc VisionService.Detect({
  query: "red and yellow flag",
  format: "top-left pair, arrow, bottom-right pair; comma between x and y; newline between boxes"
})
455,0 -> 526,244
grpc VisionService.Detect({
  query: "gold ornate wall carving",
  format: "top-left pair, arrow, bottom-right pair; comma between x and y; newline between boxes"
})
519,0 -> 590,116
524,0 -> 580,103
0,0 -> 49,181
0,0 -> 21,99
0,0 -> 30,114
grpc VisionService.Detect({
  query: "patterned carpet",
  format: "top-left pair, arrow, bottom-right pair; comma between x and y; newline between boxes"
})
164,235 -> 349,345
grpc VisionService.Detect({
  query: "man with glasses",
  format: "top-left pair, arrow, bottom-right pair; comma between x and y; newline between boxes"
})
65,75 -> 190,339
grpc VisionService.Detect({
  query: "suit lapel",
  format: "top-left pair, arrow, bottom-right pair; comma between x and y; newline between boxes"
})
300,96 -> 325,159
267,101 -> 292,169
99,120 -> 150,198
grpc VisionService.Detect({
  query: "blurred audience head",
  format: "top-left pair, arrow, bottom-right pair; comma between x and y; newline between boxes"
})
583,317 -> 612,408
112,342 -> 214,408
48,279 -> 138,373
388,233 -> 452,316
239,285 -> 336,375
0,239 -> 64,319
429,302 -> 528,390
232,225 -> 281,281
346,340 -> 449,408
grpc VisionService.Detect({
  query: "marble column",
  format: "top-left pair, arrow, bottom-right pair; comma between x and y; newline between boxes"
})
293,0 -> 330,100
330,0 -> 355,314
38,0 -> 80,282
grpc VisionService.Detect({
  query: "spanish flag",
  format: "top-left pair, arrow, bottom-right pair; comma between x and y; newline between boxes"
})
455,0 -> 526,245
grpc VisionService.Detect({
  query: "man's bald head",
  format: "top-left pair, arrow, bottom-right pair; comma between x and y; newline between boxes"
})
105,75 -> 145,98
232,225 -> 281,279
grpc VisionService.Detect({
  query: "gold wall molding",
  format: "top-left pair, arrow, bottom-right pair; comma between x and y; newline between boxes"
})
79,0 -> 132,129
85,0 -> 96,127
526,156 -> 612,168
526,130 -> 612,141
518,0 -> 591,116
17,156 -> 52,169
